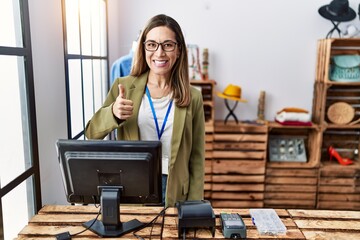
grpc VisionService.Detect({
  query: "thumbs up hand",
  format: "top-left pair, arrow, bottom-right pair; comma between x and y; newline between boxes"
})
112,84 -> 133,120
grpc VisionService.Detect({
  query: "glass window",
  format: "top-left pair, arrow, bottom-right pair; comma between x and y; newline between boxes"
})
92,60 -> 108,111
63,0 -> 108,139
0,0 -> 23,47
90,0 -> 107,57
79,0 -> 92,56
1,178 -> 34,239
65,0 -> 80,54
0,56 -> 31,186
0,1 -> 40,239
68,59 -> 84,136
83,59 -> 95,118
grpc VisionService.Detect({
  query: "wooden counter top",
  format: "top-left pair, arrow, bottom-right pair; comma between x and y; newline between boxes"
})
16,205 -> 360,239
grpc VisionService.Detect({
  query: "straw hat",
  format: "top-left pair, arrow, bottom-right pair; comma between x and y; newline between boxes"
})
217,84 -> 247,102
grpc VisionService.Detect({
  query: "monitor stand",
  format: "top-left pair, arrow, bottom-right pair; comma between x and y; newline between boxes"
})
83,186 -> 144,237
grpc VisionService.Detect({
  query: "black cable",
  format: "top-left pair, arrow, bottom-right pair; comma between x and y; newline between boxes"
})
55,203 -> 101,239
71,208 -> 101,237
160,210 -> 165,240
57,201 -> 167,239
71,197 -> 100,237
133,206 -> 168,239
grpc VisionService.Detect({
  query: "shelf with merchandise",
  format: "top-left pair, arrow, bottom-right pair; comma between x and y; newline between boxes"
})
266,123 -> 321,169
314,38 -> 360,210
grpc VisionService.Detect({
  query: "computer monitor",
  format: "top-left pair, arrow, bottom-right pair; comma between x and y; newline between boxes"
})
56,139 -> 162,237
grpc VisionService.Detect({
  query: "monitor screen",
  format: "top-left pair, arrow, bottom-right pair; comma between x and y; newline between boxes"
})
56,139 -> 162,237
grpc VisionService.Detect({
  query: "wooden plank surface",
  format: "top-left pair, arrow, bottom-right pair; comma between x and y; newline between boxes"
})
265,192 -> 316,200
288,209 -> 360,240
212,183 -> 264,192
317,201 -> 360,210
163,208 -> 303,239
213,142 -> 267,150
318,193 -> 360,201
18,205 -> 163,240
212,160 -> 265,174
265,184 -> 317,193
288,209 -> 360,219
212,150 -> 266,159
211,192 -> 264,200
266,168 -> 318,177
266,176 -> 317,185
17,205 -> 360,239
214,121 -> 268,133
212,174 -> 265,183
301,231 -> 360,240
214,133 -> 267,142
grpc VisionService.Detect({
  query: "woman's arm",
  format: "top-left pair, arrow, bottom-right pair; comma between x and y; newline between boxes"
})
85,79 -> 121,139
187,88 -> 205,200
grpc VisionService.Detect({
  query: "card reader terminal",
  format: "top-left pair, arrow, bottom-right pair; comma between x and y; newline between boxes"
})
220,213 -> 246,239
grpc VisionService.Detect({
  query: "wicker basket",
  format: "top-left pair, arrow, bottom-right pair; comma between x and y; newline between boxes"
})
327,102 -> 354,124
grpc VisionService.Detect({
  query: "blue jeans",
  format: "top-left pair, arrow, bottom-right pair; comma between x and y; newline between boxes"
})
162,174 -> 167,205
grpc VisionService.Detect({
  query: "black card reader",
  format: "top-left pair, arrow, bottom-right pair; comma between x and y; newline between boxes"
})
220,213 -> 246,239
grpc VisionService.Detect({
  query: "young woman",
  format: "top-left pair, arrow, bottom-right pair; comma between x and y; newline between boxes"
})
85,14 -> 205,207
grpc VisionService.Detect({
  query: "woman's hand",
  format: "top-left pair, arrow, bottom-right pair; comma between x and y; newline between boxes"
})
112,84 -> 133,120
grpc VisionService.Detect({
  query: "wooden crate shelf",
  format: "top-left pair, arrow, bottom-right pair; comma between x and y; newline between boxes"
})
190,80 -> 215,133
267,122 -> 322,168
211,121 -> 267,208
264,168 -> 318,209
317,163 -> 360,210
313,38 -> 360,210
204,132 -> 213,200
195,40 -> 360,210
190,80 -> 215,200
321,128 -> 360,163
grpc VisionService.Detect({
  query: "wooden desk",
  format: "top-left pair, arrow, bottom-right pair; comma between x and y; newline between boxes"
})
17,205 -> 360,239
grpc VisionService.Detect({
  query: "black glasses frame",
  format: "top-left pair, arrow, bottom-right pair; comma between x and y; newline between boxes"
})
143,40 -> 178,52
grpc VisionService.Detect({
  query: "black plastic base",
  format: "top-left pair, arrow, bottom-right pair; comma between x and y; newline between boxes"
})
83,218 -> 144,237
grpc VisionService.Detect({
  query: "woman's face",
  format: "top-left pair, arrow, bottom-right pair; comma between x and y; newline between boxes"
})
144,26 -> 180,78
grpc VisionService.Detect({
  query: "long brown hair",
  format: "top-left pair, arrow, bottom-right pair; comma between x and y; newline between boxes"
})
131,14 -> 190,107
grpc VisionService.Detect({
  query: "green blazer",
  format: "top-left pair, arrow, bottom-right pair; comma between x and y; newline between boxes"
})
85,72 -> 205,207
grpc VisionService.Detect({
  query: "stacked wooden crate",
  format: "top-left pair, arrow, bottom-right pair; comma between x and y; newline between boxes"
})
190,80 -> 215,200
313,38 -> 360,210
317,129 -> 360,209
204,132 -> 213,200
211,121 -> 268,208
190,80 -> 215,133
264,168 -> 318,209
264,123 -> 320,209
189,39 -> 360,211
318,164 -> 360,210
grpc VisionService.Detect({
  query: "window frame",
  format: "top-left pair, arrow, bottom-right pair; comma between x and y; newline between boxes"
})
0,0 -> 42,237
61,0 -> 110,140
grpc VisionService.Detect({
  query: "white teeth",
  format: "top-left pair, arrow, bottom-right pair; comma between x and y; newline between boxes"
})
154,60 -> 166,64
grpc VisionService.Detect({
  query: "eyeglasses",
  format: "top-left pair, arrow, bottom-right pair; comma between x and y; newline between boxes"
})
143,40 -> 177,52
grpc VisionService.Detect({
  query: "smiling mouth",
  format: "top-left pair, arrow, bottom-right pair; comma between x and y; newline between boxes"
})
154,60 -> 168,67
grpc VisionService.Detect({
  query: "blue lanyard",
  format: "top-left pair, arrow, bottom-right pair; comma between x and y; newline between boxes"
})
145,86 -> 173,140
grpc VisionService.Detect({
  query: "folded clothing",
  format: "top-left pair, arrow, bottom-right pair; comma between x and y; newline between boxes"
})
276,107 -> 309,114
275,111 -> 311,123
275,119 -> 312,126
275,107 -> 312,126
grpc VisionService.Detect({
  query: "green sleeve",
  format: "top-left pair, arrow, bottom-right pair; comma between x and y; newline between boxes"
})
85,79 -> 121,139
187,87 -> 205,200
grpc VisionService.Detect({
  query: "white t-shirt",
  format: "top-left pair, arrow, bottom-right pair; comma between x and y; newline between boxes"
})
138,93 -> 174,175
